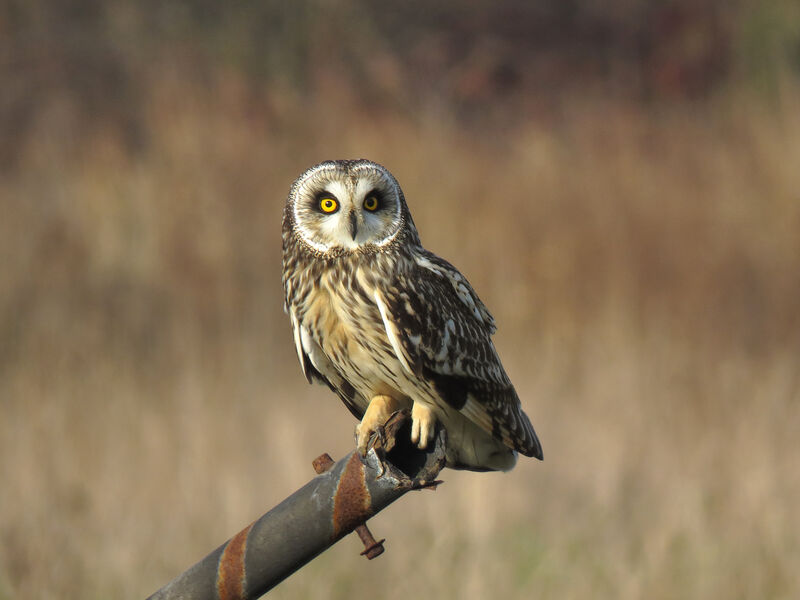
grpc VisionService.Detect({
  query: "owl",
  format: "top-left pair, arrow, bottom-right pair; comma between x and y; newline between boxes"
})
282,159 -> 542,471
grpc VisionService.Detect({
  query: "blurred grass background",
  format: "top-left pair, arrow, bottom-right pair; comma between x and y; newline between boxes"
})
2,1 -> 800,598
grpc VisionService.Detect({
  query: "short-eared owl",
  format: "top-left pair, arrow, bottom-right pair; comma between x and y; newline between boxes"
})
282,160 -> 542,471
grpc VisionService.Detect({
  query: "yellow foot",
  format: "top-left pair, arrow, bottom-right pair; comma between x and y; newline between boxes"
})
410,402 -> 436,450
356,395 -> 400,456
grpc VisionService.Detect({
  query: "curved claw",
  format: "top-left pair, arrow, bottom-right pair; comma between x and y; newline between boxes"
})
367,425 -> 388,477
370,424 -> 387,451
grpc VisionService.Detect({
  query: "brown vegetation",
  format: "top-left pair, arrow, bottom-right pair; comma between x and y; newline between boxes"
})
1,3 -> 799,599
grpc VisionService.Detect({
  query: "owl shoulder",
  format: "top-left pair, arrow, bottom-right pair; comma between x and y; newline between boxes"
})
407,249 -> 497,334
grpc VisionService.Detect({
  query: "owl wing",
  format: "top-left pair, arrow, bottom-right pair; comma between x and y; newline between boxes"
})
378,250 -> 543,459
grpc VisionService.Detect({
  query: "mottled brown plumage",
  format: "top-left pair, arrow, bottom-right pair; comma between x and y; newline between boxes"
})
282,159 -> 542,471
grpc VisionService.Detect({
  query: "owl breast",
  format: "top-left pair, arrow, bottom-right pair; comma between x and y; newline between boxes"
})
294,256 -> 416,411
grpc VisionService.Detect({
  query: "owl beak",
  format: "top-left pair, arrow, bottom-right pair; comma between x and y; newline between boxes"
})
348,210 -> 358,240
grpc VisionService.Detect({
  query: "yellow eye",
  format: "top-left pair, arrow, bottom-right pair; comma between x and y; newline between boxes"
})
319,197 -> 338,213
363,195 -> 379,211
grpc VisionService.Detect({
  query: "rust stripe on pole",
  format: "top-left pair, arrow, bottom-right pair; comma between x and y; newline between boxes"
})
311,452 -> 385,559
332,453 -> 371,539
146,411 -> 445,600
216,522 -> 252,600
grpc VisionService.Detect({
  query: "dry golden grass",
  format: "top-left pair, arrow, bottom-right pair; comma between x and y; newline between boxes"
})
1,71 -> 799,599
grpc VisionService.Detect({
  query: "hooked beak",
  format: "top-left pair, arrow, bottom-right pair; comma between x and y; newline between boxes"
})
348,210 -> 358,240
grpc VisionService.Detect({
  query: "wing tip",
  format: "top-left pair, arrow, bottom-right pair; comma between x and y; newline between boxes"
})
523,436 -> 544,460
517,414 -> 544,460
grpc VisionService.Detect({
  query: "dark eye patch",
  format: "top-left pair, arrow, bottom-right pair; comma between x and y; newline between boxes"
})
312,191 -> 339,213
363,188 -> 386,210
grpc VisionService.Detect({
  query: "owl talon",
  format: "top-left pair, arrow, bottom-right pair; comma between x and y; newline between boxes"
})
410,402 -> 436,450
355,425 -> 370,457
356,395 -> 400,457
368,425 -> 387,452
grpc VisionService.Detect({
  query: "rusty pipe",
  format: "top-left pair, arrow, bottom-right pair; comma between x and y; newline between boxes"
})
311,452 -> 385,559
146,412 -> 445,600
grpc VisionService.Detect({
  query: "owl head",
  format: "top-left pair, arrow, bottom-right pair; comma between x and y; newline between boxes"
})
284,160 -> 419,255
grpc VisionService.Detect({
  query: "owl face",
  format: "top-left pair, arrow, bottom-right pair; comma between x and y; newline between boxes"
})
287,160 -> 407,254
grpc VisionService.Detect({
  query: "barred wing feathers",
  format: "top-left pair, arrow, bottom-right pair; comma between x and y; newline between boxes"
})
383,251 -> 543,459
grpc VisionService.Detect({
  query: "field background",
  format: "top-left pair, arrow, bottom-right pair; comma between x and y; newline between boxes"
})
2,2 -> 800,598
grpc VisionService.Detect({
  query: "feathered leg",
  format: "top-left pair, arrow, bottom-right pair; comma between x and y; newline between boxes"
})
356,395 -> 401,456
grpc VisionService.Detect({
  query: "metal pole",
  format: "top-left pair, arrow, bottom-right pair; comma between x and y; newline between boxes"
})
147,412 -> 445,600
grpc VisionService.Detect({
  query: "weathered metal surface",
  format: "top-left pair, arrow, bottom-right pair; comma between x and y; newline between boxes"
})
311,453 -> 335,474
311,452 -> 385,559
332,453 -> 370,538
216,522 -> 251,600
146,411 -> 445,600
